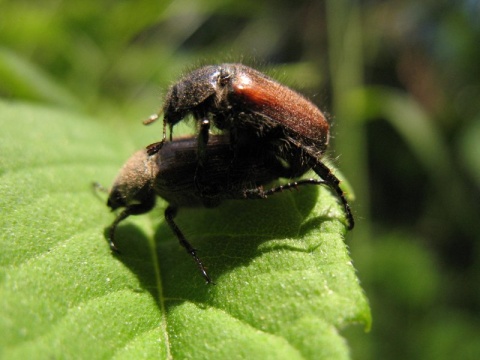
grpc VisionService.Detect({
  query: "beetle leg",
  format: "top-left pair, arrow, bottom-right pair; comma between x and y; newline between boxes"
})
146,141 -> 163,156
243,179 -> 327,199
263,179 -> 327,196
108,209 -> 131,253
197,116 -> 210,167
164,205 -> 214,284
108,198 -> 156,253
193,116 -> 211,193
242,186 -> 267,199
145,120 -> 168,155
311,159 -> 355,230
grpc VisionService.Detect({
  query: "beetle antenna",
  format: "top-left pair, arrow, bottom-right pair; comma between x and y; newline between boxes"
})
143,112 -> 161,126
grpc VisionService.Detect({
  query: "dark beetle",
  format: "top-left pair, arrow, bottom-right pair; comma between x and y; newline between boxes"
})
103,135 -> 325,283
145,63 -> 354,229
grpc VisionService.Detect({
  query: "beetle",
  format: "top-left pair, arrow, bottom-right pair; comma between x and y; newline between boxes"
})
144,63 -> 354,229
100,135 -> 326,283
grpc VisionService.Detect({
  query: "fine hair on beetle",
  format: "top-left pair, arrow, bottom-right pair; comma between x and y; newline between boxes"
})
144,63 -> 354,230
99,135 -> 327,283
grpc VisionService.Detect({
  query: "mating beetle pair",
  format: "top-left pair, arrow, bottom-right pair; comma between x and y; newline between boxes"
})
103,63 -> 354,283
105,135 -> 326,283
145,63 -> 353,229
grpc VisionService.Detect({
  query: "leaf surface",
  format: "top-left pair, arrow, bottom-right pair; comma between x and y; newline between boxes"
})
0,101 -> 370,359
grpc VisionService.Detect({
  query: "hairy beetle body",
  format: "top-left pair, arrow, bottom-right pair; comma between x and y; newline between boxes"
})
146,63 -> 354,230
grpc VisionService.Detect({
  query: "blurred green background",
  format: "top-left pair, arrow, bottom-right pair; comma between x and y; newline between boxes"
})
1,0 -> 479,358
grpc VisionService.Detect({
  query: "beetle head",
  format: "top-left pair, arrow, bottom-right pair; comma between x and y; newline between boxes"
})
107,150 -> 156,211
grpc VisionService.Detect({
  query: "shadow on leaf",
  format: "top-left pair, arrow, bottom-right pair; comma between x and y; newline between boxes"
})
102,184 -> 345,312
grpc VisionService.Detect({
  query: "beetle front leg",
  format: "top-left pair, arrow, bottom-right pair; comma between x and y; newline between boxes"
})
108,198 -> 156,253
108,209 -> 131,253
144,115 -> 168,156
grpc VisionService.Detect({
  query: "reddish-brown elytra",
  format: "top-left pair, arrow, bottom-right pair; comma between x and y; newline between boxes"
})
145,63 -> 354,230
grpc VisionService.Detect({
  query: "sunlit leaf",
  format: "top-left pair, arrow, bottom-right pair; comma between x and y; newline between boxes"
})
0,101 -> 370,359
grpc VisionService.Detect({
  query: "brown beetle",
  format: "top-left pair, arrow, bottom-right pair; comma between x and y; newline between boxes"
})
100,135 -> 326,283
145,63 -> 354,230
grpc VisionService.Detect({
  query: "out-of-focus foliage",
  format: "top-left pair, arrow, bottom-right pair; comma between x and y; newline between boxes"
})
1,0 -> 479,359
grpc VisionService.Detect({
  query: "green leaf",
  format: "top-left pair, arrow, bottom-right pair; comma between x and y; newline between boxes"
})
0,100 -> 370,359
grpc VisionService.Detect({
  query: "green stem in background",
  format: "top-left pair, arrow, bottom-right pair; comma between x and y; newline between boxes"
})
326,0 -> 371,239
